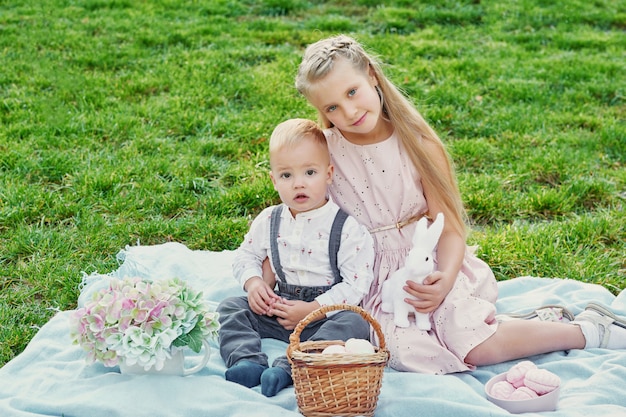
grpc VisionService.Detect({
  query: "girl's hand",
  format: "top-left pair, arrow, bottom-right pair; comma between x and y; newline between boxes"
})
403,271 -> 453,313
261,257 -> 276,289
268,299 -> 320,330
245,277 -> 281,316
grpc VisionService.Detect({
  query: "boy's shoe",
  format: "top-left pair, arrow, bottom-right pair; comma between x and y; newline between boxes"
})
260,367 -> 293,397
496,305 -> 574,323
225,360 -> 268,388
573,302 -> 626,349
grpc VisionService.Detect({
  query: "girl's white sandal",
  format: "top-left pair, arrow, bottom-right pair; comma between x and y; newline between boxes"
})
574,302 -> 626,348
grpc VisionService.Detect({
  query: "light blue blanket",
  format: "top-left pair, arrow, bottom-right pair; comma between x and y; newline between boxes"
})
1,242 -> 625,417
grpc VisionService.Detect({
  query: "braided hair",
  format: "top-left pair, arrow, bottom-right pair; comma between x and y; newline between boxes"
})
295,34 -> 468,238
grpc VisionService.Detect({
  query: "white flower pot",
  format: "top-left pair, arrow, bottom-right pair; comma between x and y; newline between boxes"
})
119,340 -> 211,376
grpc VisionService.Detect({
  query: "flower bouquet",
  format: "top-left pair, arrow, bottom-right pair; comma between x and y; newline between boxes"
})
70,276 -> 219,372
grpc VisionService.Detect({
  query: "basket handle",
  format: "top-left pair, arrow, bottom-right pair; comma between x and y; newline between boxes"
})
287,304 -> 386,357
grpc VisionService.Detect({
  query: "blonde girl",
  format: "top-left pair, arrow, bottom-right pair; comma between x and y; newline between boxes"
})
294,34 -> 626,374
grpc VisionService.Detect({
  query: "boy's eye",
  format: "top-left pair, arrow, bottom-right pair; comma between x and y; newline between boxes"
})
280,173 -> 291,179
306,169 -> 316,176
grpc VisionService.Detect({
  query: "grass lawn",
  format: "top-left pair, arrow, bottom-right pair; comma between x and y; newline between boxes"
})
0,0 -> 624,366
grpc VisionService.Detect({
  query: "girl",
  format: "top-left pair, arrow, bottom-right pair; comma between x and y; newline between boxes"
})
293,34 -> 626,374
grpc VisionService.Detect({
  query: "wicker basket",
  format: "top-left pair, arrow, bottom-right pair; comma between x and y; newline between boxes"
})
287,304 -> 389,417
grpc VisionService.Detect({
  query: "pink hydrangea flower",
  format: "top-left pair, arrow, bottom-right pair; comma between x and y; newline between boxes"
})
69,276 -> 220,371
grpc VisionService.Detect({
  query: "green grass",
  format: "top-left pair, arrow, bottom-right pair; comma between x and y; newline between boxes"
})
1,0 -> 624,366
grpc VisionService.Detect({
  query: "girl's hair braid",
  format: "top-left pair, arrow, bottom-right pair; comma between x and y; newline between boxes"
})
296,34 -> 468,238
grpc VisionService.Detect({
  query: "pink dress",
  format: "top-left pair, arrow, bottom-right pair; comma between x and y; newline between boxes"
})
325,127 -> 499,374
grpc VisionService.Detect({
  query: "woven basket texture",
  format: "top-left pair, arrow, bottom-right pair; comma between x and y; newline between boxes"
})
287,304 -> 390,417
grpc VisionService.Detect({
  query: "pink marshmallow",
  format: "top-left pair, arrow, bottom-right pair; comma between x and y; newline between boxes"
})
490,380 -> 516,400
506,360 -> 538,388
524,368 -> 561,395
509,386 -> 539,401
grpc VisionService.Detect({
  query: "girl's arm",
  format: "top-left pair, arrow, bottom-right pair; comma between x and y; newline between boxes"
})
404,140 -> 465,313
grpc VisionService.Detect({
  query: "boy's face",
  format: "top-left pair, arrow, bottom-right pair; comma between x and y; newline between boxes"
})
270,135 -> 333,216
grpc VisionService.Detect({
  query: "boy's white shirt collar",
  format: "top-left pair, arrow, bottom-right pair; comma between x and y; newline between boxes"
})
281,196 -> 336,221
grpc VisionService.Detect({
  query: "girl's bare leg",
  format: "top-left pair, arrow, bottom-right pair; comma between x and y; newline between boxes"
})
465,320 -> 585,366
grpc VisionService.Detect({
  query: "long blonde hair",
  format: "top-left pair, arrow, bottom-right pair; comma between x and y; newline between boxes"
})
295,34 -> 467,238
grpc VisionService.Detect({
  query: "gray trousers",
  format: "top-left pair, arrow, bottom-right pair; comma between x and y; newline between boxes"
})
217,296 -> 370,375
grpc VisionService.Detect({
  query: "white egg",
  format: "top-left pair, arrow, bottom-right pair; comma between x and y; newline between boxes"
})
344,338 -> 375,354
322,344 -> 346,354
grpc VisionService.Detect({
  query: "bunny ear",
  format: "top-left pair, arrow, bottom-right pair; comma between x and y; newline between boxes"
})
412,216 -> 429,245
413,213 -> 444,250
428,212 -> 445,247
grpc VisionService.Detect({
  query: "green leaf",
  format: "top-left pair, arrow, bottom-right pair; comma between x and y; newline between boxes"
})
187,331 -> 203,353
173,322 -> 205,353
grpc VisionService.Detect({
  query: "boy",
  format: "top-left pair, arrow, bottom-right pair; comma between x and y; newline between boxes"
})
217,119 -> 375,397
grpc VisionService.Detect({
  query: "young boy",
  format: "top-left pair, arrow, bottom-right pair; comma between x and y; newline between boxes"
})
217,118 -> 375,397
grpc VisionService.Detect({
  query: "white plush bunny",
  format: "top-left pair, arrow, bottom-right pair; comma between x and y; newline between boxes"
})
381,213 -> 444,330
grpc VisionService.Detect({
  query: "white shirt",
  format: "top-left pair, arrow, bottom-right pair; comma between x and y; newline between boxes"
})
233,199 -> 375,307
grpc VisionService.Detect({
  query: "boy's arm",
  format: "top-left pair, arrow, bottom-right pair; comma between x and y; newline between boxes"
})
232,207 -> 281,315
232,207 -> 273,289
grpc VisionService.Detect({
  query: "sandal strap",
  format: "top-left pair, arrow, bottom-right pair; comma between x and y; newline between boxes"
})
586,302 -> 626,330
496,305 -> 574,322
585,311 -> 613,348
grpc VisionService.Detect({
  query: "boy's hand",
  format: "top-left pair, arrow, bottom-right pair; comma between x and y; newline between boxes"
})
245,277 -> 281,316
269,299 -> 321,330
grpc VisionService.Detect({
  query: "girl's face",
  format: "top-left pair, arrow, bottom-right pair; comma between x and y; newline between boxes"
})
269,135 -> 333,216
306,57 -> 391,144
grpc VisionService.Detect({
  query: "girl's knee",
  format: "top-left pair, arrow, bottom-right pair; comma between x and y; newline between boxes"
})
464,340 -> 498,366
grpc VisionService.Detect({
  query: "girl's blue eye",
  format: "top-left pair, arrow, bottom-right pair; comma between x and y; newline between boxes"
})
348,88 -> 356,97
327,105 -> 337,112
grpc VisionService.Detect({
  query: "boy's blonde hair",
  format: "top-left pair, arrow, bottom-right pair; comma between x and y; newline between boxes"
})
295,34 -> 467,238
269,118 -> 328,156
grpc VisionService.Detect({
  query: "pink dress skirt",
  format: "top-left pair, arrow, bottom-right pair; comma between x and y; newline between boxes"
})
325,127 -> 499,374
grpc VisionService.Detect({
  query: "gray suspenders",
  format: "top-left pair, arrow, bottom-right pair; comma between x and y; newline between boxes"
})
269,205 -> 349,302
